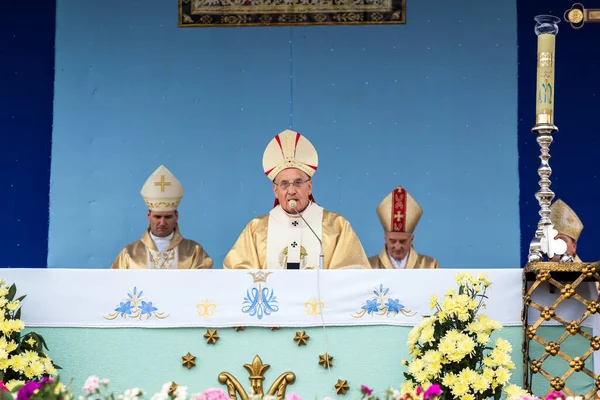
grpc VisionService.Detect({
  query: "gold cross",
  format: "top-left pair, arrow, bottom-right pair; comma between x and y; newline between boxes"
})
394,211 -> 404,222
154,175 -> 171,192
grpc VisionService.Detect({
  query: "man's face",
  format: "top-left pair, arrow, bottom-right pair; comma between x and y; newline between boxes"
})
385,231 -> 414,261
272,168 -> 312,213
147,210 -> 178,237
551,233 -> 577,261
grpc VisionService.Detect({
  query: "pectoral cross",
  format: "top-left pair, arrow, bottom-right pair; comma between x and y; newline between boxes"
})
565,4 -> 600,29
154,175 -> 171,192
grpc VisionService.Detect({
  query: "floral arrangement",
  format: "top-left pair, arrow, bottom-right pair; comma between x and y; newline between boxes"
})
402,273 -> 529,400
359,383 -> 442,400
0,376 -> 307,400
0,279 -> 58,391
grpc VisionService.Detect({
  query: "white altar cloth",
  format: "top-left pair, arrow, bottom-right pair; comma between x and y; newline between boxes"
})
0,268 -> 541,328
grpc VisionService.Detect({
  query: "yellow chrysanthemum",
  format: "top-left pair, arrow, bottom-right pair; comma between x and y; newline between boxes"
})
6,340 -> 17,352
471,374 -> 490,394
400,381 -> 415,395
504,384 -> 529,399
420,325 -> 435,344
23,350 -> 39,363
429,294 -> 438,310
9,354 -> 26,372
458,367 -> 477,385
442,372 -> 457,388
43,357 -> 57,375
483,367 -> 495,382
408,359 -> 424,375
5,379 -> 24,391
495,368 -> 511,385
476,333 -> 490,345
495,338 -> 512,353
451,380 -> 469,397
26,360 -> 45,378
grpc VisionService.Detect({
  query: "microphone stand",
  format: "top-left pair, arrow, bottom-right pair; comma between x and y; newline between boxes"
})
290,201 -> 324,269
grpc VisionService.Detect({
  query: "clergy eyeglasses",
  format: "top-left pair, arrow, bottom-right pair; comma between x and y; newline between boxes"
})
274,178 -> 311,190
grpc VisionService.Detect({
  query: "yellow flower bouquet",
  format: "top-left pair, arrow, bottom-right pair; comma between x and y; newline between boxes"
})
402,273 -> 527,400
0,279 -> 58,391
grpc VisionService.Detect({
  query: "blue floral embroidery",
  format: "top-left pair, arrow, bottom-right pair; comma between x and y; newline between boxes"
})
104,287 -> 169,321
352,284 -> 415,318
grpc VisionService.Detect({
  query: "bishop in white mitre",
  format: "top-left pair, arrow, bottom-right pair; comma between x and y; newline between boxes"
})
223,129 -> 370,270
111,165 -> 213,270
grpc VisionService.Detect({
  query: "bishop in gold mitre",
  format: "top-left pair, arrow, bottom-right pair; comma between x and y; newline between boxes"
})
550,199 -> 584,262
111,165 -> 213,269
369,186 -> 439,269
223,129 -> 370,270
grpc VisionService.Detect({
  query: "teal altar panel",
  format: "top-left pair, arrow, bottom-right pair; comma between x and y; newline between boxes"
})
3,269 -> 595,397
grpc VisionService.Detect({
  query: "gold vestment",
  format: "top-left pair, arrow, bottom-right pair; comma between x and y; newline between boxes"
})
111,226 -> 213,269
368,247 -> 439,269
223,209 -> 370,269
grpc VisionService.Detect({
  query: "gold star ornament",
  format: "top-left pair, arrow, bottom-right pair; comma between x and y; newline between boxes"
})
293,331 -> 310,346
182,352 -> 196,369
169,382 -> 179,395
233,326 -> 245,331
334,379 -> 349,395
318,353 -> 333,368
204,329 -> 219,344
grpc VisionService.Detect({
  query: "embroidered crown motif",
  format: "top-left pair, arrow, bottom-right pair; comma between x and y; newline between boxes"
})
249,271 -> 273,283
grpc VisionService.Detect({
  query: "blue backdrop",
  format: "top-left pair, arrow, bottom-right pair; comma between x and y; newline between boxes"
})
3,0 -> 55,268
3,0 -> 598,269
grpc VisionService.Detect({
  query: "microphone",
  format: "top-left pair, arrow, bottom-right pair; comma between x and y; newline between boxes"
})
289,200 -> 324,269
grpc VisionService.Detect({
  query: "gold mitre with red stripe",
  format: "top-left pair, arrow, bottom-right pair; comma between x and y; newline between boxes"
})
550,199 -> 583,241
140,165 -> 184,212
262,129 -> 318,181
376,186 -> 423,233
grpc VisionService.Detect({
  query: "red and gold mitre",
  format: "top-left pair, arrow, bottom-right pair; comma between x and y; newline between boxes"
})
376,186 -> 422,233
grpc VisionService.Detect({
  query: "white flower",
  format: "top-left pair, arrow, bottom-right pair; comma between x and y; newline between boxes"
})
119,388 -> 144,400
174,385 -> 188,400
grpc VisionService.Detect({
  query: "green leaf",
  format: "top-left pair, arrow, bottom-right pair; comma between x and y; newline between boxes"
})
14,307 -> 21,321
494,388 -> 502,400
7,284 -> 16,302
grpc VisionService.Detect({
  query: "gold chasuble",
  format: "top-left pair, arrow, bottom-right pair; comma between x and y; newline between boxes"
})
369,248 -> 439,269
111,226 -> 213,270
223,202 -> 370,269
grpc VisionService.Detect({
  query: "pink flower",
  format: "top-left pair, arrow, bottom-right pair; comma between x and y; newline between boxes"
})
83,376 -> 100,394
0,382 -> 8,392
198,388 -> 230,400
361,385 -> 373,395
423,384 -> 442,400
545,392 -> 566,400
286,392 -> 303,400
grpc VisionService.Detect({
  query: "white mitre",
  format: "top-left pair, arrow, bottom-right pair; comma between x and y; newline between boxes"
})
140,165 -> 184,212
262,129 -> 319,181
